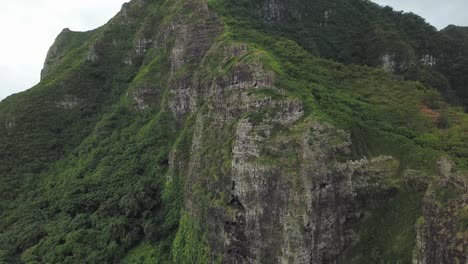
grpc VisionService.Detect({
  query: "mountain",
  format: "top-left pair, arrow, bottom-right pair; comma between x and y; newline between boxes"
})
0,0 -> 467,263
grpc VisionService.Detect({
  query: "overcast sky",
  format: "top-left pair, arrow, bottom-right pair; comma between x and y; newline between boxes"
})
0,0 -> 467,101
373,0 -> 468,29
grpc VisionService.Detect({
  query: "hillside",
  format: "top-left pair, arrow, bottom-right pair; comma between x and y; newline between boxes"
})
0,0 -> 467,263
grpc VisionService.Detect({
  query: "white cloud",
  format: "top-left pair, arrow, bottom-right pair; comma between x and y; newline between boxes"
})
0,0 -> 127,101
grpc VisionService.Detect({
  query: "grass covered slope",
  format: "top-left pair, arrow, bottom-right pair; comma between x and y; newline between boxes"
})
0,0 -> 467,263
208,0 -> 468,170
213,0 -> 468,109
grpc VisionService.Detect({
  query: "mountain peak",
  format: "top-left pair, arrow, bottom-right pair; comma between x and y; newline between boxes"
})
1,1 -> 467,263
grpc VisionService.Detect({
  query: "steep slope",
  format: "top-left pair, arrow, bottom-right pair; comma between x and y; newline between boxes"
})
438,26 -> 468,108
413,157 -> 468,264
0,0 -> 212,262
216,0 -> 468,109
0,0 -> 467,263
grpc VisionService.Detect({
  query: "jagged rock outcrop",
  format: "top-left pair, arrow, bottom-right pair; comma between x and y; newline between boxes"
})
259,0 -> 289,21
166,2 -> 223,117
413,157 -> 468,264
183,99 -> 398,263
56,94 -> 81,109
163,32 -> 400,262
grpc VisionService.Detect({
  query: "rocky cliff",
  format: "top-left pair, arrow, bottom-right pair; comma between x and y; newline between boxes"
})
0,0 -> 467,263
413,157 -> 468,264
223,0 -> 468,110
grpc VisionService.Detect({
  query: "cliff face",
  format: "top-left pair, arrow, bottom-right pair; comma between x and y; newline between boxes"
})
225,0 -> 468,109
413,158 -> 468,264
173,41 -> 398,262
0,0 -> 467,263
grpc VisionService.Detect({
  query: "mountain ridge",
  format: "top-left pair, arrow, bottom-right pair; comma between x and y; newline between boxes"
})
0,0 -> 467,263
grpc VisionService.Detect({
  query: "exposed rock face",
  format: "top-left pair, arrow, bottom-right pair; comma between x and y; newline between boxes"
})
4,117 -> 15,129
166,2 -> 223,117
56,95 -> 80,110
321,9 -> 333,26
381,53 -> 397,73
130,2 -> 410,262
380,50 -> 417,73
131,86 -> 158,110
86,44 -> 100,62
420,54 -> 437,66
134,37 -> 153,54
162,29 -> 399,261
224,119 -> 396,263
183,96 -> 398,263
259,0 -> 289,21
413,157 -> 468,264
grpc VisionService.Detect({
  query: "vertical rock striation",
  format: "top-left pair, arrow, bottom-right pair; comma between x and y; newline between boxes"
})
413,158 -> 468,264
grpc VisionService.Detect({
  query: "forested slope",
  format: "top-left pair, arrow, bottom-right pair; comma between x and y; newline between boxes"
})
0,0 -> 467,263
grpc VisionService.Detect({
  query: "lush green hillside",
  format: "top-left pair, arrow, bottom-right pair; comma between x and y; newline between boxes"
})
209,0 -> 468,167
438,26 -> 468,108
215,0 -> 468,109
0,0 -> 467,263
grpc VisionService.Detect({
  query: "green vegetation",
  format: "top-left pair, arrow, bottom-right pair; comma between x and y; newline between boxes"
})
171,213 -> 210,264
209,0 -> 468,170
123,241 -> 169,264
0,0 -> 190,262
350,189 -> 425,264
0,0 -> 467,263
208,1 -> 468,262
458,206 -> 468,232
435,185 -> 461,206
